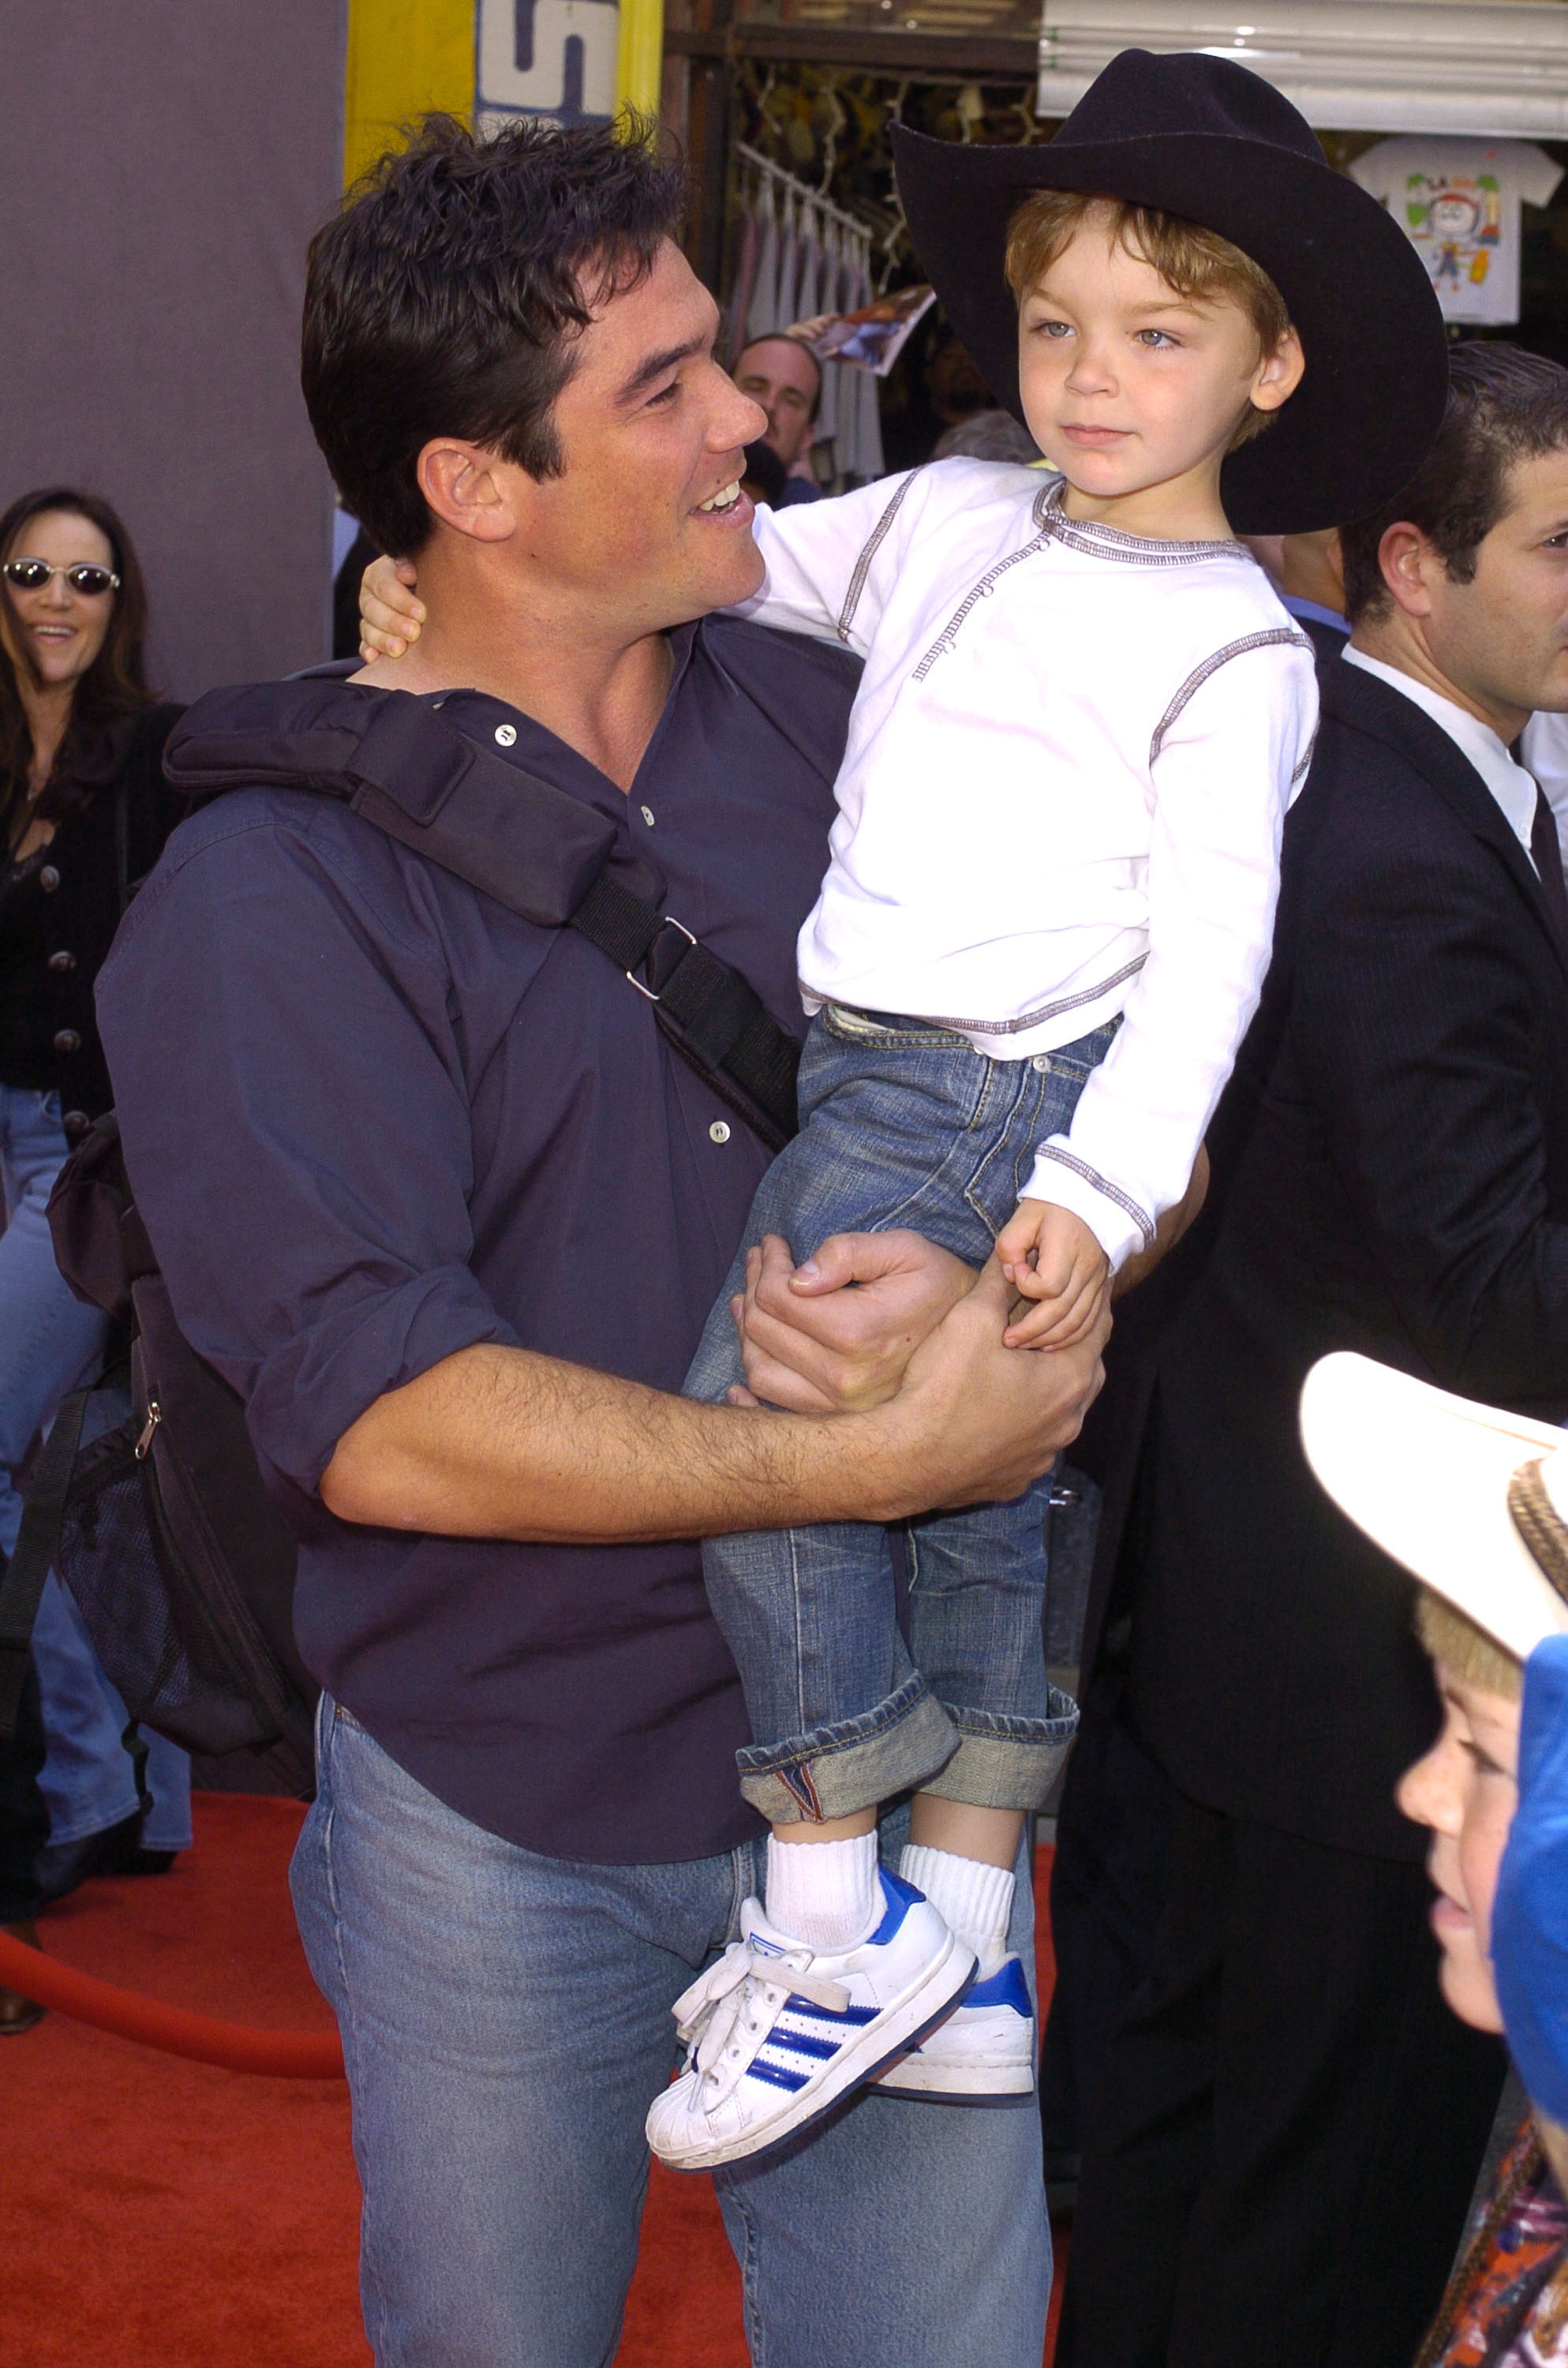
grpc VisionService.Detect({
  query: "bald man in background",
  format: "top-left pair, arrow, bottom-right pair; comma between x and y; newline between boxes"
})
733,335 -> 823,504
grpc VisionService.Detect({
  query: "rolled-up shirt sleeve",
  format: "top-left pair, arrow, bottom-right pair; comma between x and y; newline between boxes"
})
95,793 -> 514,1497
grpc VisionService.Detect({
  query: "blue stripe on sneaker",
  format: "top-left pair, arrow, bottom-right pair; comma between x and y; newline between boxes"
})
771,2031 -> 841,2062
746,2059 -> 810,2093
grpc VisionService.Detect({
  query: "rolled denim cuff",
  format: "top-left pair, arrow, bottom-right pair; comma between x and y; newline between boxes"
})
736,1671 -> 959,1825
916,1688 -> 1080,1812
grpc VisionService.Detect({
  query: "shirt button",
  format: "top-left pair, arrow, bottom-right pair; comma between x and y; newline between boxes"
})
1031,1053 -> 1053,1073
53,1029 -> 81,1054
62,1109 -> 90,1137
709,1120 -> 731,1145
47,949 -> 77,972
39,864 -> 61,892
494,724 -> 517,747
640,805 -> 656,826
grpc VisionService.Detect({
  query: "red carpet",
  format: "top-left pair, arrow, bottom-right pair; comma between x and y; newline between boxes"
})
1,1796 -> 1064,2366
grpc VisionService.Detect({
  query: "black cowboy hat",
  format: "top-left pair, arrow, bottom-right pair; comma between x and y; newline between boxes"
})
892,51 -> 1448,534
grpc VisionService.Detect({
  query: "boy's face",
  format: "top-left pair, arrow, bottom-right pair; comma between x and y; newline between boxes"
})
1396,1660 -> 1521,2033
1016,208 -> 1303,513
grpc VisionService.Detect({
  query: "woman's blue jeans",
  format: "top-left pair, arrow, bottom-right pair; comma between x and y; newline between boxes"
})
684,1007 -> 1093,1827
0,1085 -> 189,1853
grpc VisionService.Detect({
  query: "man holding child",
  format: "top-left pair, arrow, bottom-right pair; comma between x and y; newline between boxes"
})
103,51 -> 1443,2368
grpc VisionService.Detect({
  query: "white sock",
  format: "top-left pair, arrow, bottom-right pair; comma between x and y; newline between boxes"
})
765,1830 -> 881,1954
900,1845 -> 1014,1968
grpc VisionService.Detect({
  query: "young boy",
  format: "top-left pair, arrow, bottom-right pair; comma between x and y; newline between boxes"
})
1302,1352 -> 1568,2362
361,55 -> 1445,2170
646,57 -> 1448,2173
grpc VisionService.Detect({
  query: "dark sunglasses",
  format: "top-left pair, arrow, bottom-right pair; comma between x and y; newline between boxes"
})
2,558 -> 120,597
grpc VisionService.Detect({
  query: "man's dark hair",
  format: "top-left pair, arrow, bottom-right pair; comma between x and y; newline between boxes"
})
302,115 -> 687,556
1341,343 -> 1568,625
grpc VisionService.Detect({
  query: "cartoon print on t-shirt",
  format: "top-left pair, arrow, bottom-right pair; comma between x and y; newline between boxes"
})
1408,173 -> 1499,293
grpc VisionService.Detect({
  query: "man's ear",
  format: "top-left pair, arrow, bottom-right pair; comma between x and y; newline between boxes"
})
415,440 -> 519,545
1378,522 -> 1438,619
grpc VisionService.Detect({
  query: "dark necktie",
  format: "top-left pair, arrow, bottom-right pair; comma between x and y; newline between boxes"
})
1531,787 -> 1568,952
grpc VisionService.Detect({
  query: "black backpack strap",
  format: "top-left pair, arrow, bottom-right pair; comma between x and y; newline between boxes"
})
168,683 -> 624,928
0,1387 -> 90,1740
568,874 -> 799,1151
169,681 -> 803,1153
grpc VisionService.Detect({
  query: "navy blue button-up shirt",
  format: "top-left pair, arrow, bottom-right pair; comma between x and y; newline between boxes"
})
97,617 -> 858,1862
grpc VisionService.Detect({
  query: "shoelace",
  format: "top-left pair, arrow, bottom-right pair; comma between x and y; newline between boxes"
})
672,1937 -> 851,2089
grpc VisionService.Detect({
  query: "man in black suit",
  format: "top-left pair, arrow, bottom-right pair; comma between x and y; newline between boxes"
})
1057,342 -> 1568,2368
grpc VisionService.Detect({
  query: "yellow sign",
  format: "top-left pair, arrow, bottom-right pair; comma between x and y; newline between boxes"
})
344,0 -> 475,190
342,0 -> 664,155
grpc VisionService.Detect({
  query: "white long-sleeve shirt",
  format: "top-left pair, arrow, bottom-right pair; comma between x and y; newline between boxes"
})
739,459 -> 1319,1268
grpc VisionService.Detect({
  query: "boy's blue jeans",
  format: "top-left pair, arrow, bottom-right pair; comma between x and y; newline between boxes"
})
291,1695 -> 1051,2368
684,1006 -> 1099,1827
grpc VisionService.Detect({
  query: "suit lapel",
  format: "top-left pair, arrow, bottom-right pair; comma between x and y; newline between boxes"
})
1321,654 -> 1568,993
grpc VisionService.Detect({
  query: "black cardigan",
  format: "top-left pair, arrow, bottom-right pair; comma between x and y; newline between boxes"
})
1,703 -> 188,1127
1091,651 -> 1568,1860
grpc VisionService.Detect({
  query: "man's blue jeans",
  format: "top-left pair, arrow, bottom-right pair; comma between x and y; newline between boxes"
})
291,1697 -> 1051,2368
684,1007 -> 1096,1825
0,1085 -> 190,1853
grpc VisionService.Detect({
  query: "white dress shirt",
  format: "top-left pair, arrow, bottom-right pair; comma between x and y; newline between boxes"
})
739,459 -> 1319,1266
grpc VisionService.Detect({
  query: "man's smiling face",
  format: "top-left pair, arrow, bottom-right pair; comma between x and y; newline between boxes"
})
518,238 -> 769,634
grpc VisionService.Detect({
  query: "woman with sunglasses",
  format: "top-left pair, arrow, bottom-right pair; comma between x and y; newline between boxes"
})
0,487 -> 192,2033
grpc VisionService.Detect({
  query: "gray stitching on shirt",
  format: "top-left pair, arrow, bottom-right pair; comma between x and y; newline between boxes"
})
1147,628 -> 1314,767
913,480 -> 1259,679
913,487 -> 1056,680
1033,1146 -> 1155,1246
837,469 -> 925,646
911,953 -> 1147,1037
1290,724 -> 1318,787
1035,476 -> 1245,567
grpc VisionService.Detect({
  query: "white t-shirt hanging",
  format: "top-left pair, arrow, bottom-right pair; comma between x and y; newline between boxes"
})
1349,138 -> 1562,327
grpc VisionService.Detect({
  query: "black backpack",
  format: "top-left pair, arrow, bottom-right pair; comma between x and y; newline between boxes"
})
0,676 -> 813,1793
0,1117 -> 320,1793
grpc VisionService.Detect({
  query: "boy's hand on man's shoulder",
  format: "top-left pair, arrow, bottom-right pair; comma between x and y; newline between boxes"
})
359,553 -> 425,661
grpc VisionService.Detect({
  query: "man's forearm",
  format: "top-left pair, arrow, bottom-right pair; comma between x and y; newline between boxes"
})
319,1264 -> 1106,1542
320,1342 -> 903,1542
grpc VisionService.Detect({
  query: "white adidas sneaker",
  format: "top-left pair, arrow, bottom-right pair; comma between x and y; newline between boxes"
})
646,1867 -> 976,2172
874,1952 -> 1035,2100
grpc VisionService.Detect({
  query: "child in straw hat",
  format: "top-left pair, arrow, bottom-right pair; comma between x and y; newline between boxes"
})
1304,1352 -> 1568,2362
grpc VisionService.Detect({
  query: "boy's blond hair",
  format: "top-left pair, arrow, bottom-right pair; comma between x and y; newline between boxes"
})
1416,1586 -> 1524,1703
1003,191 -> 1293,452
